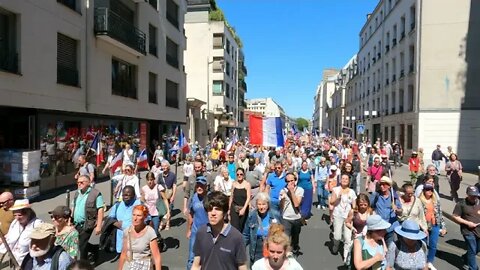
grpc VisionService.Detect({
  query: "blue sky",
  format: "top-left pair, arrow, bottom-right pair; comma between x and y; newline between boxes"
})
217,0 -> 379,119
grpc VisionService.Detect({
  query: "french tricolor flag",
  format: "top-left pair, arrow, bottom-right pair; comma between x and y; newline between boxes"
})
136,149 -> 148,169
249,116 -> 284,147
110,151 -> 123,173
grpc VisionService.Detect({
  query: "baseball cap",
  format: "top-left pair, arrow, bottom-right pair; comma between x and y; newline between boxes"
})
48,206 -> 72,218
196,176 -> 207,186
30,223 -> 55,239
330,165 -> 338,171
466,186 -> 480,197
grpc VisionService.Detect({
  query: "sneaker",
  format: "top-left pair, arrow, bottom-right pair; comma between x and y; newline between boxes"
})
321,205 -> 327,210
427,262 -> 437,270
317,205 -> 321,210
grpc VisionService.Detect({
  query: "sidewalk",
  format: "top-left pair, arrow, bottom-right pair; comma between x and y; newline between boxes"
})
388,163 -> 479,222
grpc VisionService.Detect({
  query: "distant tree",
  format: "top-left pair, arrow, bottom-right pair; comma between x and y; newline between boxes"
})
296,118 -> 309,131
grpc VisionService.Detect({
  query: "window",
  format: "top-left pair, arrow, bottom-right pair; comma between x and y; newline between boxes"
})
226,39 -> 231,54
225,83 -> 230,98
112,58 -> 137,99
212,80 -> 223,95
407,125 -> 413,149
149,25 -> 157,56
165,79 -> 179,108
166,37 -> 178,68
213,33 -> 224,49
0,8 -> 18,73
226,62 -> 230,76
57,0 -> 76,11
400,52 -> 405,77
400,16 -> 406,39
399,89 -> 404,113
409,45 -> 415,73
392,25 -> 398,46
148,72 -> 157,104
390,126 -> 395,143
166,0 -> 179,29
384,126 -> 389,142
408,85 -> 414,111
410,5 -> 416,31
212,57 -> 223,72
57,33 -> 78,86
149,0 -> 158,10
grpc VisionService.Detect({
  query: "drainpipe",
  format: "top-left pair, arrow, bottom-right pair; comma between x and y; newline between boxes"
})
85,0 -> 90,112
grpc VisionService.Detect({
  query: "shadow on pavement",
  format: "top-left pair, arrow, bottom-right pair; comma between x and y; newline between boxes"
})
436,249 -> 464,269
446,239 -> 467,250
163,237 -> 180,251
170,217 -> 186,227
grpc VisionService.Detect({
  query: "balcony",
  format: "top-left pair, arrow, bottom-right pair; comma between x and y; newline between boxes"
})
0,51 -> 18,74
385,45 -> 390,53
392,74 -> 396,82
241,80 -> 247,92
94,7 -> 146,56
166,54 -> 179,69
57,65 -> 79,86
392,38 -> 397,47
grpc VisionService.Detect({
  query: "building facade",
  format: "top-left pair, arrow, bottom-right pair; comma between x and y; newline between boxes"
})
344,0 -> 480,169
0,0 -> 187,149
312,69 -> 338,135
246,98 -> 286,125
184,0 -> 247,144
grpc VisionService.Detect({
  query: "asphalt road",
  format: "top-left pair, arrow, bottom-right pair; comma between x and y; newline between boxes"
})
91,169 -> 477,270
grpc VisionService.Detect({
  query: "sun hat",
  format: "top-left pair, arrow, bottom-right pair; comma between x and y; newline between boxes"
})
379,176 -> 393,186
48,205 -> 72,218
423,184 -> 434,191
330,165 -> 338,171
10,199 -> 31,211
394,220 -> 427,240
366,214 -> 391,231
30,223 -> 55,239
466,185 -> 480,197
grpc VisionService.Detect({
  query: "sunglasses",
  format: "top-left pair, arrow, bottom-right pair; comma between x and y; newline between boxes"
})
286,180 -> 295,183
50,215 -> 62,220
236,173 -> 244,176
424,188 -> 434,191
275,167 -> 282,169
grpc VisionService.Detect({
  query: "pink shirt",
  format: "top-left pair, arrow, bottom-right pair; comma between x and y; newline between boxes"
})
142,184 -> 164,216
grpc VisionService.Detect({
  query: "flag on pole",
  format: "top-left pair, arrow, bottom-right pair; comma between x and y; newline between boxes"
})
90,133 -> 104,166
226,130 -> 238,152
179,130 -> 190,153
136,149 -> 148,169
249,116 -> 284,147
110,151 -> 123,173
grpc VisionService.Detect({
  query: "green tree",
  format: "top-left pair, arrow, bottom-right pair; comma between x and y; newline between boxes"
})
295,118 -> 309,131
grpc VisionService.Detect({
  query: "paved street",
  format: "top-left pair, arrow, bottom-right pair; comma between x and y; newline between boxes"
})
26,163 -> 479,269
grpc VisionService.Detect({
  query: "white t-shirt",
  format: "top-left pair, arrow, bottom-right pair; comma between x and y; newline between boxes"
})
214,175 -> 233,196
183,163 -> 194,177
251,257 -> 304,270
332,186 -> 357,219
280,187 -> 304,220
150,165 -> 163,179
113,174 -> 141,198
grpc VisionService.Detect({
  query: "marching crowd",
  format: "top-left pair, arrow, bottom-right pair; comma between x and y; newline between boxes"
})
0,135 -> 478,270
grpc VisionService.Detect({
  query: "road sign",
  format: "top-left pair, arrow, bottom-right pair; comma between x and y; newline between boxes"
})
357,124 -> 365,134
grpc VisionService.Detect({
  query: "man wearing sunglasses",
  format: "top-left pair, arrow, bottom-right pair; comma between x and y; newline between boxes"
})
262,161 -> 286,220
0,191 -> 14,235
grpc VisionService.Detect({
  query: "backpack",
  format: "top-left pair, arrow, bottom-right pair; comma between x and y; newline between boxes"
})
349,236 -> 373,270
85,162 -> 98,182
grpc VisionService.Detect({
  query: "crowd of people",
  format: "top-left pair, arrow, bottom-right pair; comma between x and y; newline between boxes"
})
0,133 -> 476,270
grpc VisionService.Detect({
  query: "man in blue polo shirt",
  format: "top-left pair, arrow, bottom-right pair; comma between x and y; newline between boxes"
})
370,176 -> 402,246
264,161 -> 286,219
186,176 -> 209,270
192,191 -> 247,270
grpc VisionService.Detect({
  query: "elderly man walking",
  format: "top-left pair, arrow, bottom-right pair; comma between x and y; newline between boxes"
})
0,192 -> 15,235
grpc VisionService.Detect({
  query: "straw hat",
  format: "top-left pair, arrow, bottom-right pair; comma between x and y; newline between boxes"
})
10,199 -> 31,211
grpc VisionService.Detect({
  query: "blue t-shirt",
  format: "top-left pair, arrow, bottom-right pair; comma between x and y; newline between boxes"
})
257,212 -> 270,237
109,199 -> 142,253
297,170 -> 313,190
227,162 -> 236,180
370,192 -> 401,232
190,193 -> 208,232
267,172 -> 286,204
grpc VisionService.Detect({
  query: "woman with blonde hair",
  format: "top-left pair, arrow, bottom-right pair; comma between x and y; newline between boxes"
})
251,224 -> 303,270
118,205 -> 161,270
